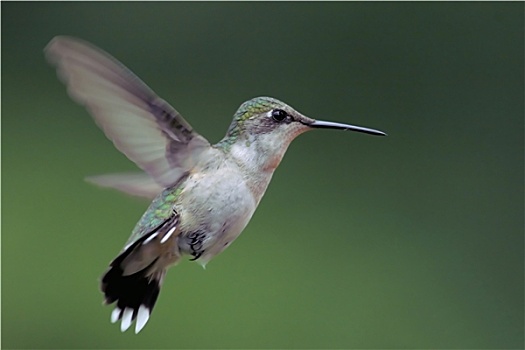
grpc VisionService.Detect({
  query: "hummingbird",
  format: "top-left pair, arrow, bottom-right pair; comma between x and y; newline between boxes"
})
45,36 -> 386,334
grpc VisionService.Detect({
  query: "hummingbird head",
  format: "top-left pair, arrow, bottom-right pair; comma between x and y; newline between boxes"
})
227,96 -> 386,140
218,96 -> 385,172
227,96 -> 315,143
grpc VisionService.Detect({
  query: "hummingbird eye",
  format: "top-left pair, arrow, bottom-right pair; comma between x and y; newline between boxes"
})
271,109 -> 288,122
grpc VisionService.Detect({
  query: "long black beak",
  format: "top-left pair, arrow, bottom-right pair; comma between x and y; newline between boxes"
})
309,120 -> 387,136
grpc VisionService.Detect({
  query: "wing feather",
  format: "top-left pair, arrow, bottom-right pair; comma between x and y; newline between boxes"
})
86,172 -> 164,199
45,36 -> 211,187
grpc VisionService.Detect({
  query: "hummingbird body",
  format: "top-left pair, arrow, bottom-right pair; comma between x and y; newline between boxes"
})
45,36 -> 386,334
136,150 -> 258,268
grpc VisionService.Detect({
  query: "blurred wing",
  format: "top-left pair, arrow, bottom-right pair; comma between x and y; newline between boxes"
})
45,36 -> 211,187
86,172 -> 164,199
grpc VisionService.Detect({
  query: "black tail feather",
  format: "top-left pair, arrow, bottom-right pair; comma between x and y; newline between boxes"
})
101,244 -> 165,332
101,257 -> 161,311
100,222 -> 176,332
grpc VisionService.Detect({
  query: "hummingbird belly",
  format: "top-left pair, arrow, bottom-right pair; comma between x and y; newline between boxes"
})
176,164 -> 257,266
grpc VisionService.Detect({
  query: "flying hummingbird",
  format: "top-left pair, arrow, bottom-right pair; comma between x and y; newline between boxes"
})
45,36 -> 386,334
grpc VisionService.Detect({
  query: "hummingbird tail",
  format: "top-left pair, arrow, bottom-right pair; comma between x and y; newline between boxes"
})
101,211 -> 181,333
101,256 -> 166,334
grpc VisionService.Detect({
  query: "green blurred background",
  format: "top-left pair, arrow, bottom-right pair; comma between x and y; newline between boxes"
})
2,2 -> 523,349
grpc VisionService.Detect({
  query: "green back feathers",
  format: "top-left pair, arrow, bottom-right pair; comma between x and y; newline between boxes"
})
127,185 -> 183,245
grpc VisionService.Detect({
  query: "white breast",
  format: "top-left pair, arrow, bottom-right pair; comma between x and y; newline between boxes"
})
177,160 -> 258,267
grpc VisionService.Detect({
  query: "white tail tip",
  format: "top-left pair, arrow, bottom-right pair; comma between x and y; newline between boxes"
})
120,308 -> 134,332
110,307 -> 121,324
135,305 -> 150,334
